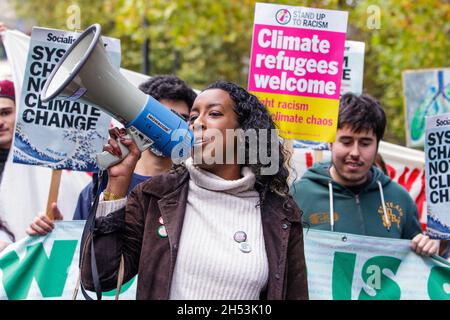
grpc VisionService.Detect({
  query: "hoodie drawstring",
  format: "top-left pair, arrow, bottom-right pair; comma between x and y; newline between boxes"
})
328,179 -> 390,232
377,180 -> 390,232
328,181 -> 334,232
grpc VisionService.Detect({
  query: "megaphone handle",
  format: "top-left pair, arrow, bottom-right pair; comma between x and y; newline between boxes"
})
96,137 -> 131,170
96,127 -> 154,170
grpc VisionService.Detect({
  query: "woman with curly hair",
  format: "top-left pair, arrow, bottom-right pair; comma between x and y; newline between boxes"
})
81,81 -> 308,300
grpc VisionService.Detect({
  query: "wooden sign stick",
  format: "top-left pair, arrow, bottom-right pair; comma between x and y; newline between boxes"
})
46,170 -> 62,219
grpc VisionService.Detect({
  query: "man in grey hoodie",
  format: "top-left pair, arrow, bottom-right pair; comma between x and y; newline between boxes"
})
292,93 -> 439,256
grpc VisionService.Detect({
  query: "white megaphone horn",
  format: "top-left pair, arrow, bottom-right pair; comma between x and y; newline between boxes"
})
41,24 -> 193,169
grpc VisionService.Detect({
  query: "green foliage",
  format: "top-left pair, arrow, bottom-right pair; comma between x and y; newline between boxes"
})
350,0 -> 450,145
11,0 -> 449,145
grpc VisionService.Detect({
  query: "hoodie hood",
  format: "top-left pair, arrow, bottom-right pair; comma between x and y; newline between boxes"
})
302,161 -> 391,194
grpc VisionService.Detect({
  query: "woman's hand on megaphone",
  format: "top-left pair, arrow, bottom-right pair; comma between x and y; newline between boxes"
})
103,127 -> 141,199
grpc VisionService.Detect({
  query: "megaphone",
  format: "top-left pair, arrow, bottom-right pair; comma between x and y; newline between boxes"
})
41,24 -> 193,169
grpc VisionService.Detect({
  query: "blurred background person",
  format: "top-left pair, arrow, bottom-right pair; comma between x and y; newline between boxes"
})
0,79 -> 15,183
0,79 -> 16,250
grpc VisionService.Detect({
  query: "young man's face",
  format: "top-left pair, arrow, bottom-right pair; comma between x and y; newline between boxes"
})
329,125 -> 378,186
0,97 -> 16,149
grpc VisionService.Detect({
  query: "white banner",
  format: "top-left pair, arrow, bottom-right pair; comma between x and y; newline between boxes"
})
0,222 -> 448,300
0,221 -> 136,300
305,229 -> 449,299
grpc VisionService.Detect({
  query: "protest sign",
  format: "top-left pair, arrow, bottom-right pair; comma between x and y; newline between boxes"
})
0,29 -> 148,239
248,2 -> 348,142
0,222 -> 448,300
424,114 -> 450,239
403,68 -> 450,148
340,40 -> 365,95
12,27 -> 121,171
291,40 -> 364,150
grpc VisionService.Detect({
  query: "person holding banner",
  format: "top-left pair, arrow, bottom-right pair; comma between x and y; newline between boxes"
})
26,75 -> 197,235
0,79 -> 16,251
291,93 -> 439,256
81,81 -> 308,300
0,79 -> 15,183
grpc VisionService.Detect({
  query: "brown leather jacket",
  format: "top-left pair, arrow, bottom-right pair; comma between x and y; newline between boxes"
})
81,168 -> 309,300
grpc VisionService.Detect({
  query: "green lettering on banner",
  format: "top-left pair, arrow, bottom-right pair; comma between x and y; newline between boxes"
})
427,266 -> 450,300
0,240 -> 77,299
332,252 -> 356,300
358,256 -> 401,300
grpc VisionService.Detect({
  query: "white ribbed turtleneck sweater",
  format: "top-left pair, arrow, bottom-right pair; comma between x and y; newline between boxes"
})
169,158 -> 269,300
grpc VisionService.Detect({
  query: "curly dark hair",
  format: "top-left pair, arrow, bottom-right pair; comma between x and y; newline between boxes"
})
138,75 -> 197,110
203,81 -> 292,205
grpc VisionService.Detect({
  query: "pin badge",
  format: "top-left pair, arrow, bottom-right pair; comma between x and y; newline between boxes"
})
157,225 -> 168,238
233,231 -> 247,243
239,242 -> 252,253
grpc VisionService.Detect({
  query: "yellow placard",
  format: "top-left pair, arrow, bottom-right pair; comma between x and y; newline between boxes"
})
251,91 -> 339,142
